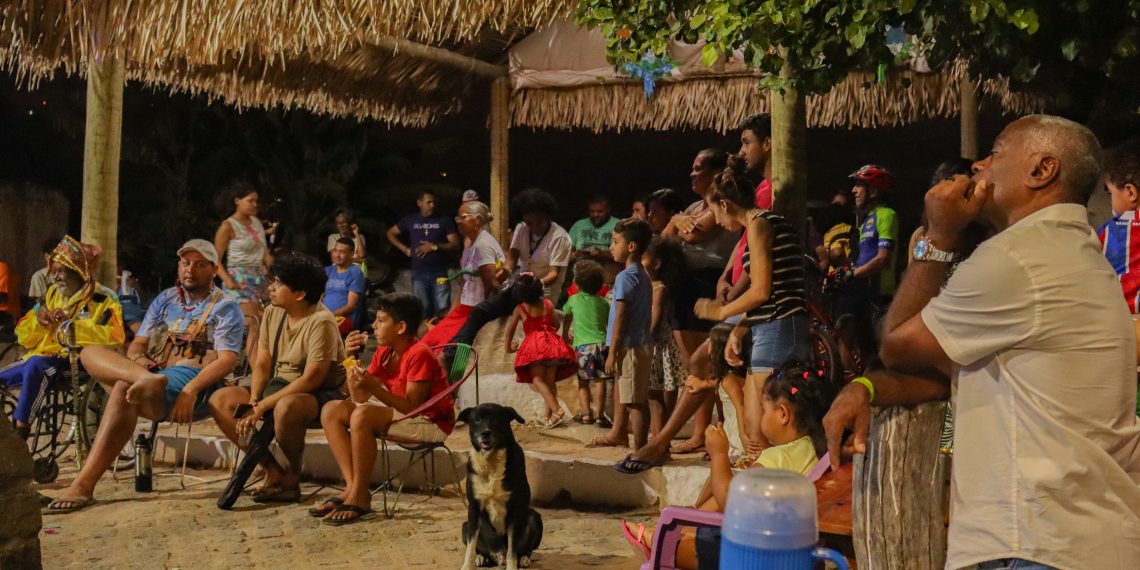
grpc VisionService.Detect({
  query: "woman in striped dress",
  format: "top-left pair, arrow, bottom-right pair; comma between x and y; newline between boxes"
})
694,156 -> 811,461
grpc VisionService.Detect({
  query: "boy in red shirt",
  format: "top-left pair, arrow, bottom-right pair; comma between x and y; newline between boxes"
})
316,292 -> 455,525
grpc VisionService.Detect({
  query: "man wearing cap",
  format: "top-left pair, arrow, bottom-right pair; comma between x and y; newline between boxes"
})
1,236 -> 125,440
46,240 -> 245,514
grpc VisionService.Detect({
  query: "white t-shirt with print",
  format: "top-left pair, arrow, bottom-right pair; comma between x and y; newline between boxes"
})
460,231 -> 505,307
509,222 -> 571,300
921,204 -> 1140,570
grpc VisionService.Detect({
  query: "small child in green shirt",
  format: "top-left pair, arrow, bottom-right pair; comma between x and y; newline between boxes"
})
561,260 -> 612,427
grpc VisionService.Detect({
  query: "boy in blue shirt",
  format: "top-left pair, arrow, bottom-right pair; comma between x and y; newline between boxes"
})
586,218 -> 653,454
324,237 -> 366,335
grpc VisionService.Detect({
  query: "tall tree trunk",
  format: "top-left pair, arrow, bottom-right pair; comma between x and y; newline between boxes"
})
81,55 -> 125,286
769,63 -> 808,232
489,77 -> 510,246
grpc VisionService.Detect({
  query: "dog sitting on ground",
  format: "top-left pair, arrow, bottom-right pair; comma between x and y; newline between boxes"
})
459,404 -> 543,570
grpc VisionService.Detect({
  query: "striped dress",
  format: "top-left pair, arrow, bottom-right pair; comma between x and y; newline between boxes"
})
740,209 -> 806,325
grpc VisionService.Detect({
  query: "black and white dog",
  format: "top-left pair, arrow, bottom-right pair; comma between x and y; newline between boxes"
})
459,404 -> 543,570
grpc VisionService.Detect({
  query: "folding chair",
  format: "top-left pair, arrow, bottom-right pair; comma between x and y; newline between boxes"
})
640,453 -> 836,570
374,342 -> 478,517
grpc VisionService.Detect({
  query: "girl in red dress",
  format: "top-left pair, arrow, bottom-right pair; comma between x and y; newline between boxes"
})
505,273 -> 578,428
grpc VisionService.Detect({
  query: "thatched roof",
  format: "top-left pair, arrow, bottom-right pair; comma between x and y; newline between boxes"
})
511,60 -> 1049,133
1,3 -> 1046,130
0,0 -> 575,126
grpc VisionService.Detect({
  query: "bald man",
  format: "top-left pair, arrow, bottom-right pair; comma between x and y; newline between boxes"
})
824,115 -> 1140,569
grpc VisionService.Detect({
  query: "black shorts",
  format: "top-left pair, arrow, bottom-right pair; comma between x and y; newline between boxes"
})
672,267 -> 722,333
264,378 -> 345,427
695,526 -> 721,570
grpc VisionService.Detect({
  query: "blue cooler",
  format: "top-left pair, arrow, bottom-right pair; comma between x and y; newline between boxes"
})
720,468 -> 848,569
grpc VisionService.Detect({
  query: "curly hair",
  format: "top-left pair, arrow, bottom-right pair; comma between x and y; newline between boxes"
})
708,154 -> 756,209
763,359 -> 840,456
511,188 -> 558,220
1104,138 -> 1140,190
572,259 -> 605,296
270,252 -> 327,305
645,236 -> 686,292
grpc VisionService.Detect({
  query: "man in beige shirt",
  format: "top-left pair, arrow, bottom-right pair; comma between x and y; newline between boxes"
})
825,115 -> 1140,569
210,253 -> 345,504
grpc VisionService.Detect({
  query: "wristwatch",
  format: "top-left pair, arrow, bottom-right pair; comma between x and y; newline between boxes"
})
430,244 -> 439,252
912,236 -> 956,263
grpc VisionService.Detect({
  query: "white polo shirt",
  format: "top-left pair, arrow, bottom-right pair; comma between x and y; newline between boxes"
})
509,221 -> 571,300
922,204 -> 1140,569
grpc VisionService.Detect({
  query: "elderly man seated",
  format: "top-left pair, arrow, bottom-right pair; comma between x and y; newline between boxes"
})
0,236 -> 124,440
45,239 -> 245,514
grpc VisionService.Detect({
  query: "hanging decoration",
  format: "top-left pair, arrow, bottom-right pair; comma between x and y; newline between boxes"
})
621,51 -> 676,98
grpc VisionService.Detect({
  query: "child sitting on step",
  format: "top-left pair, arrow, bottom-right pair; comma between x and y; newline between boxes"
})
620,359 -> 838,570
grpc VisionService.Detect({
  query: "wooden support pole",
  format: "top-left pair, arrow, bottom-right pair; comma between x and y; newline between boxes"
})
769,63 -> 808,230
853,401 -> 949,569
371,37 -> 507,78
81,54 -> 125,286
960,77 -> 979,160
489,77 -> 510,246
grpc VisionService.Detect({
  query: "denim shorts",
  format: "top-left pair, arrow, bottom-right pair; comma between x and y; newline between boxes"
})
746,313 -> 810,374
159,366 -> 216,419
976,559 -> 1058,570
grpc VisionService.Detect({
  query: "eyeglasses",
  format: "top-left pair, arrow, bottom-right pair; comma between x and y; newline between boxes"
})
455,213 -> 477,222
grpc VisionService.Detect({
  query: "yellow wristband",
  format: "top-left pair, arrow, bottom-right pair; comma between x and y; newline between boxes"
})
850,376 -> 875,403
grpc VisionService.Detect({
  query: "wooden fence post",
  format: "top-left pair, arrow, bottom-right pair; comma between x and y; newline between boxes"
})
853,401 -> 949,569
489,77 -> 510,246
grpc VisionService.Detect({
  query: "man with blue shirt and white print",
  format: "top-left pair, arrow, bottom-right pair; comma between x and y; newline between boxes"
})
46,239 -> 245,514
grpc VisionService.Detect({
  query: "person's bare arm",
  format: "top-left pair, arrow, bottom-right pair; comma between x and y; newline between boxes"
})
477,263 -> 502,296
440,232 -> 461,253
504,307 -> 522,352
650,285 -> 664,333
852,246 -> 892,279
506,248 -> 520,274
604,300 -> 627,376
675,210 -> 720,245
386,225 -> 411,257
562,311 -> 574,344
705,217 -> 772,319
214,223 -> 237,288
366,376 -> 432,414
331,292 -> 361,317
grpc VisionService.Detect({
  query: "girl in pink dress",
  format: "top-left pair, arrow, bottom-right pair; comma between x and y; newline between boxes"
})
505,273 -> 578,428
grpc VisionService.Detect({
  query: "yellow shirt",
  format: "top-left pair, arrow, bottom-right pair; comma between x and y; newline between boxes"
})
14,284 -> 125,357
823,223 -> 853,265
755,435 -> 818,476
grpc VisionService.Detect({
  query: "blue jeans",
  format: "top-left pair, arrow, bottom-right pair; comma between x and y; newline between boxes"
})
412,275 -> 451,318
0,355 -> 67,423
747,314 -> 811,373
976,559 -> 1057,570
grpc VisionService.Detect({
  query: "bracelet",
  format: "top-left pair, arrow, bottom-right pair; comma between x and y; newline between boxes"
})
850,376 -> 875,403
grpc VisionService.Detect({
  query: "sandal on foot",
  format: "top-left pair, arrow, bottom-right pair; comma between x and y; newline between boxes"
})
43,496 -> 96,515
307,497 -> 344,517
731,455 -> 759,469
252,486 -> 301,504
584,434 -> 628,448
669,440 -> 706,455
572,412 -> 594,425
620,520 -> 651,561
544,410 -> 566,429
613,454 -> 664,474
321,504 -> 377,526
595,416 -> 613,429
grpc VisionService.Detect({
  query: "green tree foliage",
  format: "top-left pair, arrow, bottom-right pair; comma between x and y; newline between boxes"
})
576,1 -> 1140,114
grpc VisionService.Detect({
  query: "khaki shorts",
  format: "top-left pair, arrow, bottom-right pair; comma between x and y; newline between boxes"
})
363,402 -> 448,443
615,345 -> 652,405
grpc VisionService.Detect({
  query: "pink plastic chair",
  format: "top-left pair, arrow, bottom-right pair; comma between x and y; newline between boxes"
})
640,452 -> 834,570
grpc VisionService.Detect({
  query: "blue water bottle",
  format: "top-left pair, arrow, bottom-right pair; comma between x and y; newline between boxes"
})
720,468 -> 849,569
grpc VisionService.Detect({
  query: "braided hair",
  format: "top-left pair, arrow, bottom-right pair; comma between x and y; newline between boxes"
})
764,359 -> 840,456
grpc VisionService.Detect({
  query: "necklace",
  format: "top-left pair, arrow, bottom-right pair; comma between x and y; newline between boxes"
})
177,285 -> 213,312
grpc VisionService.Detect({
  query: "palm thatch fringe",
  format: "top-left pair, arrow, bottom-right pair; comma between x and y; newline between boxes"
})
511,61 -> 1049,133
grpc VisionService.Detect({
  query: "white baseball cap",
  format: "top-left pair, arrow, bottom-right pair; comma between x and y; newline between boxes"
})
176,239 -> 220,265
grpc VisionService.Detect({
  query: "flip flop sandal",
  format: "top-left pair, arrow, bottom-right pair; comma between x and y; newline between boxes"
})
613,454 -> 663,474
584,434 -> 628,448
620,520 -> 651,561
669,440 -> 707,455
252,486 -> 301,504
307,497 -> 344,517
321,504 -> 378,526
43,497 -> 96,515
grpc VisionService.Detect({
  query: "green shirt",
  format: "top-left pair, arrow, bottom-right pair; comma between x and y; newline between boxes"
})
754,435 -> 818,476
568,216 -> 619,251
563,292 -> 610,347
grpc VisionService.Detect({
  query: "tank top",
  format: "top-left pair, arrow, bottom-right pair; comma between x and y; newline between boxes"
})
741,210 -> 805,324
226,217 -> 268,268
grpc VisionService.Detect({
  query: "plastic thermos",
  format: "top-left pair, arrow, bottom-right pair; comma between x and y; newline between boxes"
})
134,433 -> 153,492
720,468 -> 849,569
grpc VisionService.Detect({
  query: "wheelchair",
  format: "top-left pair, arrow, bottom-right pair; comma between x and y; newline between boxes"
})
0,322 -> 134,483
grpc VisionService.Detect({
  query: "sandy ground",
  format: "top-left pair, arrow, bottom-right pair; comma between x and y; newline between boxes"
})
37,455 -> 656,570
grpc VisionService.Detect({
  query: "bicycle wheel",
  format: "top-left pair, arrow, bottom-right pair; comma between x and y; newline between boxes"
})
810,326 -> 842,385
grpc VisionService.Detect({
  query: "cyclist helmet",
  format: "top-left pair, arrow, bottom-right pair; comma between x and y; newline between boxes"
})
849,164 -> 894,191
